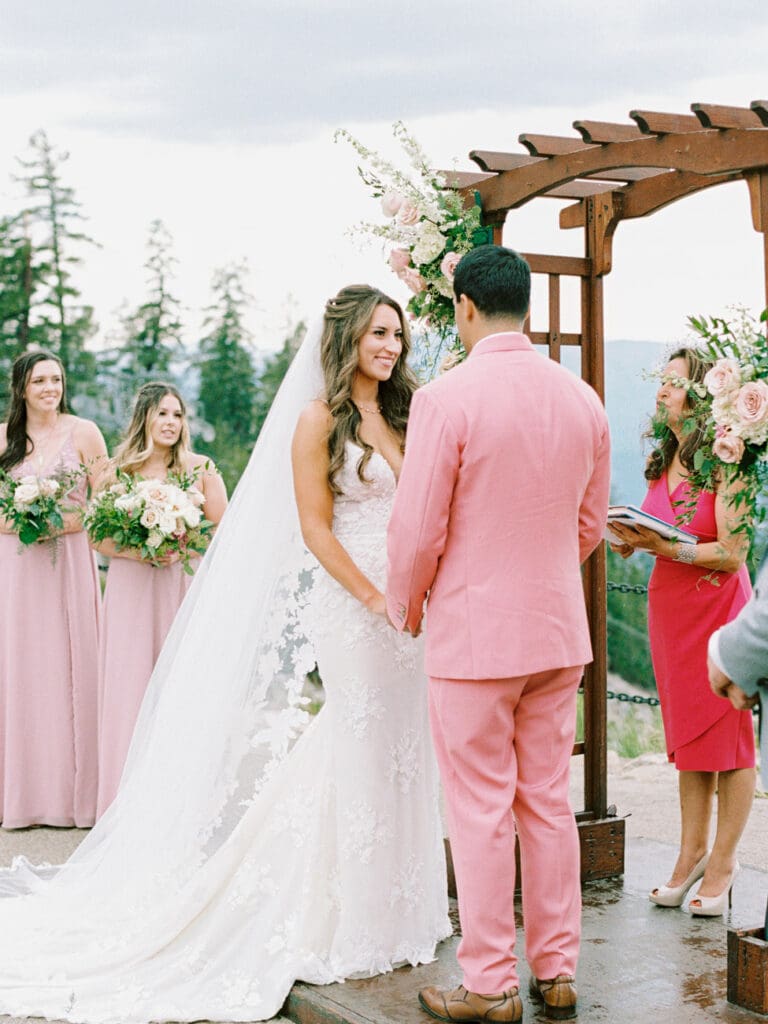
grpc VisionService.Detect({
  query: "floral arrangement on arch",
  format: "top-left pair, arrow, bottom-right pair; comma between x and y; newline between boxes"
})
84,469 -> 214,574
670,308 -> 768,543
0,466 -> 84,552
335,122 -> 492,373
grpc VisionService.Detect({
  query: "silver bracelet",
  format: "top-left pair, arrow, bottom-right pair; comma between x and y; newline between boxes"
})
675,543 -> 697,564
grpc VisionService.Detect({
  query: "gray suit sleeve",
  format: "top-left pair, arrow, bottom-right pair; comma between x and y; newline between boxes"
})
716,559 -> 768,696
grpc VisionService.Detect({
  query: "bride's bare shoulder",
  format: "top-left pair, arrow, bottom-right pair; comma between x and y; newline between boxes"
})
295,399 -> 332,434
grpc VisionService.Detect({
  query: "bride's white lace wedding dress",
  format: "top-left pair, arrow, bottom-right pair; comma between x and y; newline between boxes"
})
0,439 -> 450,1024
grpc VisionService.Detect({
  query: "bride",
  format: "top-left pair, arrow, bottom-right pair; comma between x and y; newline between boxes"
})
0,285 -> 450,1023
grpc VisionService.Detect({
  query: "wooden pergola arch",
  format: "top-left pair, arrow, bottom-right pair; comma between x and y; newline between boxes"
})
446,100 -> 768,878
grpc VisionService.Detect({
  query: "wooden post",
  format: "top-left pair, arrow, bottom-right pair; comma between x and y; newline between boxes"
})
580,254 -> 608,820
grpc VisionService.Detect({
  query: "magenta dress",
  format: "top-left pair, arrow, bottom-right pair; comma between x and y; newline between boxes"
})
642,476 -> 755,770
0,435 -> 101,828
96,552 -> 193,817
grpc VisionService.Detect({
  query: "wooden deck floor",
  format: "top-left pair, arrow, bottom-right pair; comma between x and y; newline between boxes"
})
284,837 -> 767,1023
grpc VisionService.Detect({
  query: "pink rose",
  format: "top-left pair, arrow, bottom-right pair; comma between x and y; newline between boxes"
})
712,429 -> 745,464
397,202 -> 419,226
734,379 -> 768,425
704,358 -> 741,397
381,191 -> 404,217
388,248 -> 411,273
140,507 -> 160,529
398,267 -> 426,294
440,252 -> 462,282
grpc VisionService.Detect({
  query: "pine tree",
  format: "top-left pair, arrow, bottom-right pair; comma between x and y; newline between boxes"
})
98,220 -> 185,436
252,320 -> 306,439
0,213 -> 35,389
195,262 -> 257,492
14,130 -> 98,392
120,219 -> 184,381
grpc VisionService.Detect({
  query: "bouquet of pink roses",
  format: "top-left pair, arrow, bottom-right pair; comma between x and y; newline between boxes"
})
0,467 -> 83,548
84,468 -> 214,574
336,122 -> 492,375
668,309 -> 768,543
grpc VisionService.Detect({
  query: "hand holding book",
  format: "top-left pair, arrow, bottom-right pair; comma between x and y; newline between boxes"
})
604,504 -> 697,545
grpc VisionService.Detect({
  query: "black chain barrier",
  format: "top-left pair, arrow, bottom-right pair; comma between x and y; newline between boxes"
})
607,581 -> 648,595
606,689 -> 660,707
607,580 -> 758,712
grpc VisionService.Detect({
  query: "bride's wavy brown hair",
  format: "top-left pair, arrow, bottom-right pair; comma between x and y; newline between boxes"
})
113,382 -> 191,477
644,346 -> 713,481
321,285 -> 416,495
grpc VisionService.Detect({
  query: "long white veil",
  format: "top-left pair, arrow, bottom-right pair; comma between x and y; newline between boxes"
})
0,319 -> 327,956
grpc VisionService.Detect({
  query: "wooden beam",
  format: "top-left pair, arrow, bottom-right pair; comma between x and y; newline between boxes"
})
476,129 -> 768,218
560,168 -> 742,229
574,120 -> 645,143
470,148 -> 661,182
745,170 -> 768,232
630,109 -> 704,134
586,192 -> 622,276
692,103 -> 764,129
519,134 -> 595,156
521,253 -> 590,276
751,101 -> 768,127
438,169 -> 495,189
548,274 -> 561,363
528,331 -> 582,347
542,182 -> 615,199
469,150 -> 541,172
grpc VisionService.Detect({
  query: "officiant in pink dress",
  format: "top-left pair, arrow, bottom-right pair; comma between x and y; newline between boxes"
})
93,383 -> 227,817
610,347 -> 754,918
0,350 -> 107,828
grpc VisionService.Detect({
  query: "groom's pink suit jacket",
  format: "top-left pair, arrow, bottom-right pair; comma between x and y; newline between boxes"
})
386,332 -> 610,676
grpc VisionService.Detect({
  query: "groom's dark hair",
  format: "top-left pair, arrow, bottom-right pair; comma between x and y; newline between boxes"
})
453,245 -> 530,319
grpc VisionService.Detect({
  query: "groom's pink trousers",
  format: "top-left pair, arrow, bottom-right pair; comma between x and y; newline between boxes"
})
428,665 -> 583,993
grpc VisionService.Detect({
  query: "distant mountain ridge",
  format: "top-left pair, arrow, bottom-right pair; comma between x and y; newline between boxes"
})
555,338 -> 667,505
605,339 -> 667,504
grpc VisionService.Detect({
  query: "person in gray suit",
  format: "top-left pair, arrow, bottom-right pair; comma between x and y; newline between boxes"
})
708,557 -> 768,795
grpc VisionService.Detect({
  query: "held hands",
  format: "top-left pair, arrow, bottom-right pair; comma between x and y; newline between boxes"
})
365,590 -> 422,638
707,654 -> 760,710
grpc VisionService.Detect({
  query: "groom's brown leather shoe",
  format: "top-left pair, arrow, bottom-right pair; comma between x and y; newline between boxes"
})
529,974 -> 578,1019
418,984 -> 522,1022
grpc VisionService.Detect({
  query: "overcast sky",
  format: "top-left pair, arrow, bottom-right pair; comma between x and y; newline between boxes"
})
1,0 -> 767,351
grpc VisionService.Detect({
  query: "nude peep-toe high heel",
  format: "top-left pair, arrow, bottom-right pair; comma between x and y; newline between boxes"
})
649,852 -> 709,908
689,862 -> 741,917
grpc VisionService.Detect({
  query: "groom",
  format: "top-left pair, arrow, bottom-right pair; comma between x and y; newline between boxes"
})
386,245 -> 610,1022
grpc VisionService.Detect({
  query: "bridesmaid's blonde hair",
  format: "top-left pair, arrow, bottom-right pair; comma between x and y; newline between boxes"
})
114,382 -> 191,477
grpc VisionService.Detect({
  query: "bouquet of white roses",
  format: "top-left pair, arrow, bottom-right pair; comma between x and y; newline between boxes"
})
84,469 -> 214,574
666,309 -> 768,543
0,467 -> 83,548
336,122 -> 492,374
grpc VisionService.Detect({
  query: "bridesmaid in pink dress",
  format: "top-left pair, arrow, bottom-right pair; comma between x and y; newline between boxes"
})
611,347 -> 755,917
0,350 -> 108,828
93,382 -> 227,817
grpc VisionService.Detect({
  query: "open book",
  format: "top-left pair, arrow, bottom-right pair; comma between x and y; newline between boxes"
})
605,504 -> 697,545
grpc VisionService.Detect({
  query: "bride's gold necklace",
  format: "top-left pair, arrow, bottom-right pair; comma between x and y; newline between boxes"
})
355,401 -> 381,415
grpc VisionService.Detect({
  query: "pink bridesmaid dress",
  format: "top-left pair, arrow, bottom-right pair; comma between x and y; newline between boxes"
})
0,434 -> 101,828
96,545 -> 193,817
642,476 -> 755,770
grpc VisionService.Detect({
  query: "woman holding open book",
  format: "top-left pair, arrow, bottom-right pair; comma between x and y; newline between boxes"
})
609,346 -> 755,918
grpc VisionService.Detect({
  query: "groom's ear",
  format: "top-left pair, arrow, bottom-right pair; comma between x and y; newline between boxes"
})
455,293 -> 476,322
